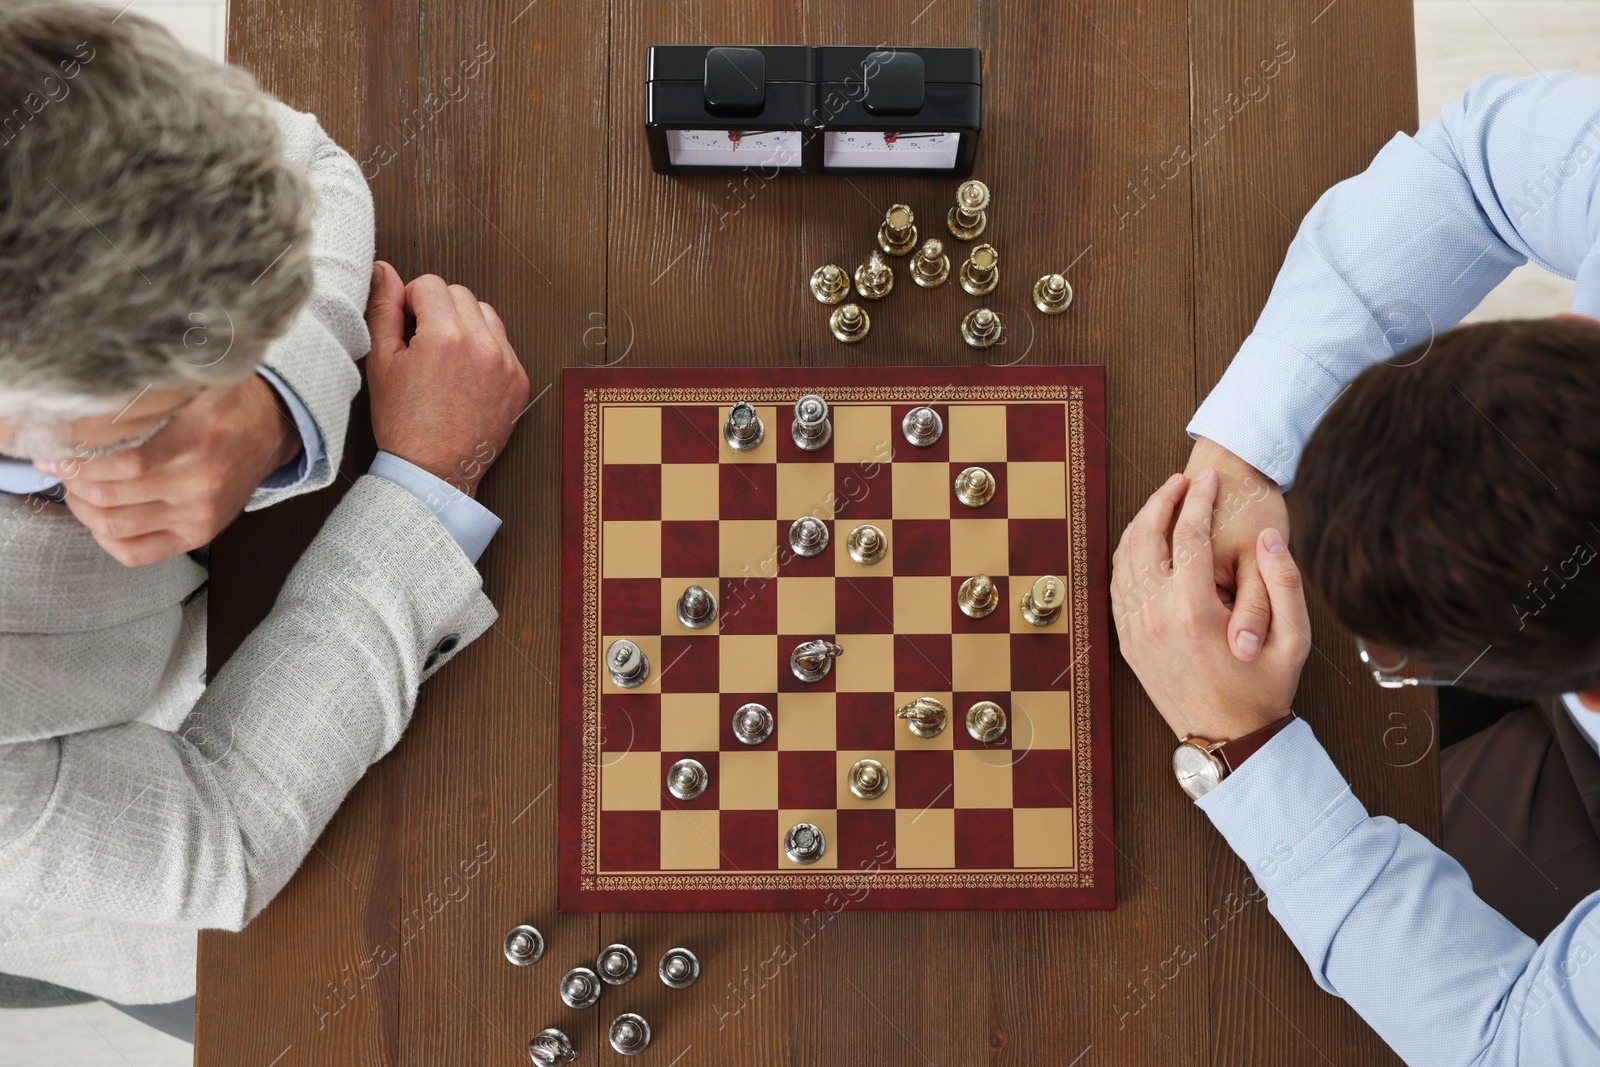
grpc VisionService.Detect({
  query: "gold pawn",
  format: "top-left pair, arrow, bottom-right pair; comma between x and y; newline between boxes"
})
910,238 -> 950,288
957,574 -> 1000,618
961,307 -> 1003,348
810,264 -> 850,305
829,302 -> 870,344
1033,273 -> 1073,314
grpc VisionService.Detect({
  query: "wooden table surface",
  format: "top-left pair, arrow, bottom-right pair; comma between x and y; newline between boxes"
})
199,2 -> 1439,1064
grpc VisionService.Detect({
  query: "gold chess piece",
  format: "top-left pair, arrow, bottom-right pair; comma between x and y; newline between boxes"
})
854,250 -> 894,300
877,203 -> 918,256
829,302 -> 870,344
966,701 -> 1008,743
848,758 -> 890,800
910,238 -> 950,288
897,696 -> 948,739
961,308 -> 1003,348
947,179 -> 990,240
846,523 -> 887,565
1021,575 -> 1065,627
1033,273 -> 1073,314
957,574 -> 1000,619
954,466 -> 995,508
959,244 -> 999,296
810,264 -> 850,305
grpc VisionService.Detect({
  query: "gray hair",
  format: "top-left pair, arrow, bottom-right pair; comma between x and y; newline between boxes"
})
0,0 -> 315,419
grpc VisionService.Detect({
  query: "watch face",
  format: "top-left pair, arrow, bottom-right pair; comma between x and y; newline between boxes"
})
664,129 -> 804,169
1173,744 -> 1222,800
822,130 -> 960,170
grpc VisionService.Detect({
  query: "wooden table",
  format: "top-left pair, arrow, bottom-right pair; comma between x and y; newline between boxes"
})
200,2 -> 1436,1064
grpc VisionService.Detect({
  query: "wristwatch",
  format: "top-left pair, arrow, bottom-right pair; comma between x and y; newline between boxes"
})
1172,711 -> 1297,800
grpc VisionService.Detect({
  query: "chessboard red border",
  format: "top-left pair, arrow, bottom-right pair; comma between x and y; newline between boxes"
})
558,365 -> 1113,912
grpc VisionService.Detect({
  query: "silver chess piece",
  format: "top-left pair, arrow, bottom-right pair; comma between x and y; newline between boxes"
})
947,178 -> 990,240
897,695 -> 948,739
596,943 -> 639,985
666,758 -> 709,801
732,702 -> 774,745
1033,272 -> 1073,314
789,515 -> 830,557
848,758 -> 890,800
609,1013 -> 652,1056
959,243 -> 1000,296
784,822 -> 827,865
966,701 -> 1008,743
658,947 -> 701,989
878,203 -> 919,256
790,640 -> 844,683
724,401 -> 765,451
957,574 -> 1000,619
954,466 -> 996,507
560,966 -> 602,1009
604,639 -> 650,689
527,1028 -> 578,1067
1021,575 -> 1065,627
902,405 -> 944,448
791,394 -> 832,451
846,523 -> 887,565
676,584 -> 718,629
910,238 -> 950,288
502,924 -> 544,966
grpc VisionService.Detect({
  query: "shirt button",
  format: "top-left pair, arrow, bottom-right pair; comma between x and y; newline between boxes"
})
436,633 -> 461,655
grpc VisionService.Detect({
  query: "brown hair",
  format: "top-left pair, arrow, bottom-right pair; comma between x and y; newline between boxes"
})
1291,317 -> 1600,696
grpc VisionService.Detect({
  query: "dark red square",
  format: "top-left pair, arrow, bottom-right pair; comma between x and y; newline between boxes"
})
890,405 -> 950,462
891,519 -> 951,576
719,576 -> 777,634
1011,747 -> 1076,808
777,750 -> 838,809
602,464 -> 663,521
950,575 -> 1010,633
955,809 -> 1014,868
948,462 -> 1008,519
894,750 -> 954,809
837,809 -> 898,871
602,578 -> 660,636
894,633 -> 953,691
600,811 -> 659,871
662,405 -> 722,464
775,519 -> 836,577
952,692 -> 1011,750
601,694 -> 660,753
661,521 -> 719,577
719,810 -> 780,870
719,693 -> 778,749
835,692 -> 897,749
1009,632 -> 1080,690
719,464 -> 777,520
1005,403 -> 1067,462
835,577 -> 894,634
1008,519 -> 1071,577
659,635 -> 719,693
661,751 -> 719,810
777,634 -> 838,693
834,463 -> 893,520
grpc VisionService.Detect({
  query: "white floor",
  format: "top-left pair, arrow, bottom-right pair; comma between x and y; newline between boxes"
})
3,2 -> 1597,1064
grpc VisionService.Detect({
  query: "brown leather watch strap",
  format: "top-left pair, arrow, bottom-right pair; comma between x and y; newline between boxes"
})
1216,711 -> 1297,775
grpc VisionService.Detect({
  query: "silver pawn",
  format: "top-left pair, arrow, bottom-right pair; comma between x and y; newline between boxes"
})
502,924 -> 544,966
609,1013 -> 652,1056
596,943 -> 639,985
560,966 -> 602,1009
666,759 -> 709,801
902,406 -> 944,448
676,584 -> 717,629
658,947 -> 701,989
788,515 -> 829,557
732,702 -> 774,745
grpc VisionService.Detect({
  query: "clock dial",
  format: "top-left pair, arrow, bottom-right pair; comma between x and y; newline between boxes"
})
664,129 -> 804,169
822,130 -> 960,170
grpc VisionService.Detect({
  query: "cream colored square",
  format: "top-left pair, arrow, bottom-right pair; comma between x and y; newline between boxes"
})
601,750 -> 662,811
661,578 -> 718,635
1012,807 -> 1078,869
1013,690 -> 1075,750
832,405 -> 893,465
660,464 -> 720,521
952,633 -> 1012,691
893,692 -> 955,750
835,519 -> 894,576
1010,575 -> 1072,634
778,577 -> 835,634
947,405 -> 1008,462
717,405 -> 778,463
953,749 -> 1014,808
719,635 -> 777,692
601,635 -> 661,695
836,751 -> 896,809
660,693 -> 720,751
720,520 -> 780,579
603,406 -> 661,465
777,692 -> 837,750
720,750 -> 779,809
602,521 -> 661,579
777,464 -> 837,522
1007,462 -> 1068,519
660,809 -> 720,870
893,576 -> 951,635
950,519 -> 1009,576
894,808 -> 955,869
892,462 -> 953,519
778,809 -> 839,869
834,633 -> 895,692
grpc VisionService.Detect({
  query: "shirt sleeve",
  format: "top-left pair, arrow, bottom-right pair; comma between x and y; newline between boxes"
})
367,451 -> 502,564
1189,70 -> 1600,488
251,366 -> 326,492
1197,718 -> 1600,1066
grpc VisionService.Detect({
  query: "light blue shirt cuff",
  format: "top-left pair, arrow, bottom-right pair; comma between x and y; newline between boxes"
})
367,451 -> 502,564
254,366 -> 324,492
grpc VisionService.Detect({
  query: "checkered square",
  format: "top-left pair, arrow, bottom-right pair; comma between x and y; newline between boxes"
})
600,694 -> 660,753
835,577 -> 893,633
719,464 -> 777,520
603,578 -> 660,636
1008,519 -> 1071,577
834,463 -> 894,520
778,750 -> 838,809
718,576 -> 776,635
719,810 -> 780,869
894,749 -> 954,809
659,635 -> 718,693
603,464 -> 662,520
894,633 -> 953,692
888,519 -> 950,576
837,808 -> 897,870
661,405 -> 722,463
1011,747 -> 1076,808
1005,403 -> 1067,462
661,521 -> 720,577
600,810 -> 659,871
835,692 -> 897,749
955,809 -> 1014,868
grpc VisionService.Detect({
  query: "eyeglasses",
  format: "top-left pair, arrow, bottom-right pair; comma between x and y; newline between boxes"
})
1355,636 -> 1448,689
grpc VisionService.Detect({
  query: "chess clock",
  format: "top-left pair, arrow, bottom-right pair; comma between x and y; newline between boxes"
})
812,46 -> 981,176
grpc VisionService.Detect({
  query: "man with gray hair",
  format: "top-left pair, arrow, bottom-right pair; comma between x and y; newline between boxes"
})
0,1 -> 530,1041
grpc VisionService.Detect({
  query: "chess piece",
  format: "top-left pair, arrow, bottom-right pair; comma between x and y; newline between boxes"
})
732,702 -> 774,745
724,401 -> 765,451
957,574 -> 1000,619
676,584 -> 717,629
910,238 -> 950,288
790,639 -> 844,683
784,822 -> 827,865
966,701 -> 1008,743
901,405 -> 944,448
609,1013 -> 652,1056
846,523 -> 887,564
788,515 -> 830,557
854,250 -> 894,300
502,924 -> 545,966
954,466 -> 996,507
877,203 -> 919,256
1021,575 -> 1065,626
1033,273 -> 1074,314
959,243 -> 999,296
666,758 -> 709,800
810,263 -> 850,305
829,302 -> 871,344
596,943 -> 640,985
947,178 -> 990,240
897,696 -> 948,739
528,1028 -> 578,1067
791,394 -> 832,451
560,966 -> 602,1009
848,758 -> 890,800
604,639 -> 650,689
659,947 -> 701,989
961,308 -> 1003,348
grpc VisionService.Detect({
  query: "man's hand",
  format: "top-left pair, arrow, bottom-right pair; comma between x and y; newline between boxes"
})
365,262 -> 530,497
1184,437 -> 1289,662
42,376 -> 299,567
1112,468 -> 1311,742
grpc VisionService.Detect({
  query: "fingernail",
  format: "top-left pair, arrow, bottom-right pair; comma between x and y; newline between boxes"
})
1165,473 -> 1184,487
1237,630 -> 1261,655
1263,528 -> 1287,554
1198,467 -> 1215,483
372,262 -> 384,286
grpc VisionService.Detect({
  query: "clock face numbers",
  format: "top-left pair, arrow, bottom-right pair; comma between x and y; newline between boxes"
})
822,130 -> 960,170
665,129 -> 804,169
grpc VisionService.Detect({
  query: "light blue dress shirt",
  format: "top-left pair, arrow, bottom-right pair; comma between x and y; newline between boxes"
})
1190,72 -> 1600,1065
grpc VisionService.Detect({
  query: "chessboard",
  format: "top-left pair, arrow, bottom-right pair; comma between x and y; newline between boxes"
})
558,366 -> 1111,912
